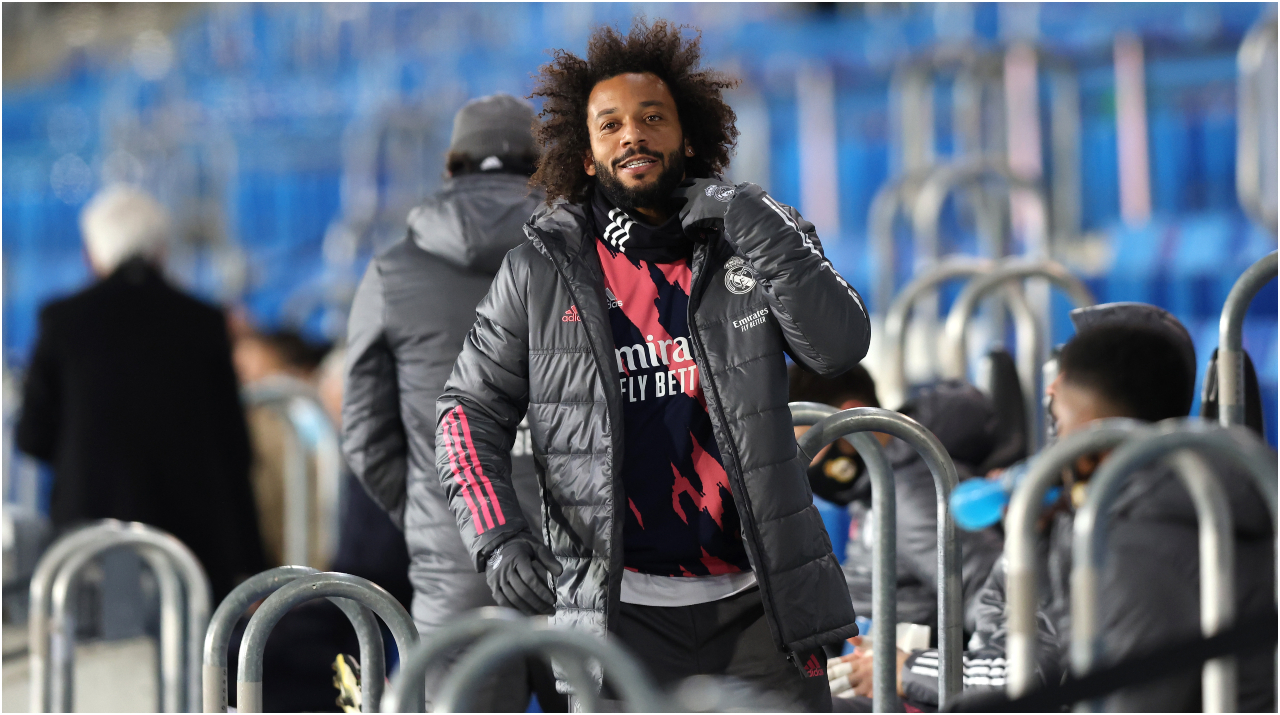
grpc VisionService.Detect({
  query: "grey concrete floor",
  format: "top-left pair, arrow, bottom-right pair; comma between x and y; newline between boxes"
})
3,623 -> 157,712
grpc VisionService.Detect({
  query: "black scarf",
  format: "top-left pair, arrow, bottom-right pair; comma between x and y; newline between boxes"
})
590,186 -> 693,264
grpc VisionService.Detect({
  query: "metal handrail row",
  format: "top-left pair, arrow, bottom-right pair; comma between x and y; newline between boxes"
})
793,403 -> 964,708
1004,419 -> 1278,712
202,566 -> 386,713
1217,251 -> 1278,428
789,403 -> 899,712
1070,421 -> 1277,713
236,572 -> 421,713
380,609 -> 530,713
941,259 -> 1096,450
881,256 -> 1039,410
29,520 -> 212,713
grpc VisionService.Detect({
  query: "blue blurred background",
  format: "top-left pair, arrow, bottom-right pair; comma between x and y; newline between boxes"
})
3,2 -> 1276,446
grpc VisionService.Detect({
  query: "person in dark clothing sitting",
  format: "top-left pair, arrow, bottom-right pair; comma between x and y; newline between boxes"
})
840,304 -> 1275,713
16,185 -> 265,602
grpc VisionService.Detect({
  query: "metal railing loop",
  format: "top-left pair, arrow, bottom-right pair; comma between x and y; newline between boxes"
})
794,404 -> 963,708
203,566 -> 386,713
431,624 -> 666,713
30,520 -> 212,713
790,403 -> 898,712
1217,251 -> 1278,427
881,256 -> 1039,410
1003,418 -> 1152,697
381,608 -> 529,713
236,572 -> 419,713
1069,419 -> 1278,712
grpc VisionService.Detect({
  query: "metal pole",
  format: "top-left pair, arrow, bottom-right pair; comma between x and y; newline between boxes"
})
911,159 -> 1051,266
203,566 -> 386,713
138,547 -> 186,712
1070,422 -> 1278,712
432,626 -> 666,713
1003,419 -> 1151,697
1217,251 -> 1277,427
244,383 -> 343,568
237,573 -> 420,713
1237,15 -> 1279,235
792,404 -> 899,712
30,520 -> 134,712
941,260 -> 1095,447
42,522 -> 212,713
381,608 -> 529,713
881,257 -> 994,409
795,406 -> 963,707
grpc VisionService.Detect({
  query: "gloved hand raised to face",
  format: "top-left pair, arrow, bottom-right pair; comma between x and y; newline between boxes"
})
483,532 -> 563,616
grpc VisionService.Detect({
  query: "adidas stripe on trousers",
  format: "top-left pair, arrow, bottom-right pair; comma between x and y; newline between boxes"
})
607,586 -> 833,712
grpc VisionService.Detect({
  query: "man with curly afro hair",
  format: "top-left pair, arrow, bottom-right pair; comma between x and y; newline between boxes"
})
434,18 -> 871,710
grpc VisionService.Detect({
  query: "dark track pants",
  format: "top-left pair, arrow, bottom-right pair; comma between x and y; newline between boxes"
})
612,586 -> 832,712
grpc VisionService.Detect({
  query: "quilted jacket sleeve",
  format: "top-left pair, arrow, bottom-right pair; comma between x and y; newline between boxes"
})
435,251 -> 533,570
342,261 -> 409,528
722,183 -> 871,376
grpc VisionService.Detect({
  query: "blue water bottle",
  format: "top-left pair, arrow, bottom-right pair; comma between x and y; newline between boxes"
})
949,460 -> 1061,531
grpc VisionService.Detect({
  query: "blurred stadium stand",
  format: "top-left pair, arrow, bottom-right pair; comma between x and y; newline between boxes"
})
3,2 -> 1276,461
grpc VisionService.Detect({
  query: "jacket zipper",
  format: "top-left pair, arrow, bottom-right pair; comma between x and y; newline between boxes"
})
528,227 -> 628,634
686,238 -> 793,661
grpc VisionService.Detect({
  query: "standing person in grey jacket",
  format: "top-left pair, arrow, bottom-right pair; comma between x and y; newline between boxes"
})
434,19 -> 870,711
342,94 -> 564,710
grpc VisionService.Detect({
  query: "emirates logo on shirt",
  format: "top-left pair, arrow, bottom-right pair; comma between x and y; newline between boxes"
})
562,305 -> 581,322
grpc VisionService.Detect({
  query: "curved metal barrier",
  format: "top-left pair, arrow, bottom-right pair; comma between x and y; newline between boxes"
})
29,520 -> 212,713
1003,418 -> 1151,697
881,256 -> 1038,410
911,159 -> 1052,264
243,379 -> 343,568
203,566 -> 386,713
1237,15 -> 1278,234
1071,421 -> 1278,713
1217,251 -> 1278,428
790,402 -> 898,712
236,572 -> 420,713
380,608 -> 529,713
941,259 -> 1095,450
795,405 -> 963,708
431,625 -> 666,713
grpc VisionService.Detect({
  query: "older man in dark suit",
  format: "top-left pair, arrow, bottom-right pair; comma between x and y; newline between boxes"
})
16,185 -> 265,599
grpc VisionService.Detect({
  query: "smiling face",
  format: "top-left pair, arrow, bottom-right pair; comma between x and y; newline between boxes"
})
583,72 -> 691,221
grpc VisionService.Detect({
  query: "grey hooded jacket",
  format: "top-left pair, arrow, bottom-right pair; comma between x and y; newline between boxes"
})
342,172 -> 545,632
434,183 -> 872,661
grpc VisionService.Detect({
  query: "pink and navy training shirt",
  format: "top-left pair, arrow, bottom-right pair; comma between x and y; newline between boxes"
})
594,236 -> 752,578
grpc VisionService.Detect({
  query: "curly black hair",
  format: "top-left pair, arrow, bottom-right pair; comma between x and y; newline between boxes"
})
529,18 -> 740,204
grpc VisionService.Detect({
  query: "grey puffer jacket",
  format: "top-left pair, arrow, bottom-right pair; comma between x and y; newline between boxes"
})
342,172 -> 545,633
435,182 -> 871,660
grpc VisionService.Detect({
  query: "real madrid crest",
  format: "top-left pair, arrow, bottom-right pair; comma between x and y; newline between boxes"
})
704,184 -> 737,202
723,255 -> 756,295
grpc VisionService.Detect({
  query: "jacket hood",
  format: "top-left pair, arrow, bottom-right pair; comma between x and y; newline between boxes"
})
889,380 -> 1000,469
408,173 -> 544,274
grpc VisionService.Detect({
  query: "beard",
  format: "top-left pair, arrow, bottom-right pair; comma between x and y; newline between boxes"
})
593,146 -> 686,216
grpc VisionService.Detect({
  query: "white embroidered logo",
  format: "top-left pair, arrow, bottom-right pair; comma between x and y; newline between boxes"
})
704,185 -> 736,202
723,256 -> 757,294
605,288 -> 623,309
732,308 -> 770,332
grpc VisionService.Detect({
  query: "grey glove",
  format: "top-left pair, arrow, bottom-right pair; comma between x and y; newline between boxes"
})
484,533 -> 563,615
673,177 -> 739,230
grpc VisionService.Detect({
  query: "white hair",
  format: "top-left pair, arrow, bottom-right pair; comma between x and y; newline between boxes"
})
79,185 -> 171,274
